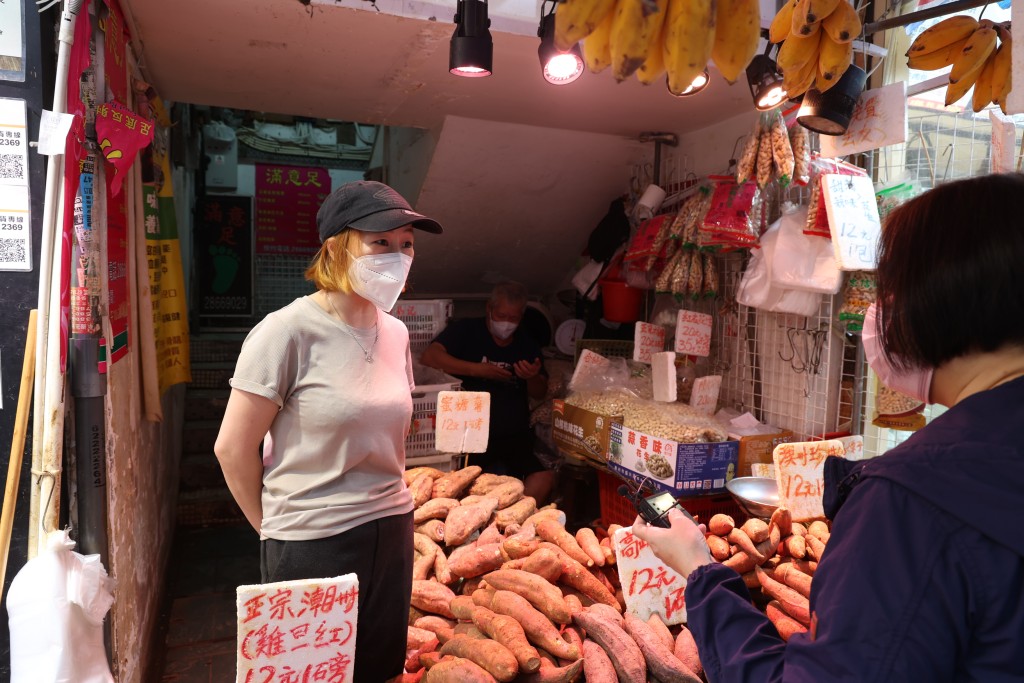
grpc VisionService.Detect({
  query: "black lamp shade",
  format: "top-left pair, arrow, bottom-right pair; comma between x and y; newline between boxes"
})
746,54 -> 787,111
538,12 -> 584,84
797,65 -> 867,135
450,0 -> 492,77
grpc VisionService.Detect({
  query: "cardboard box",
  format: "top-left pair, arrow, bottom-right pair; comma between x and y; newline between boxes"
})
551,400 -> 620,464
606,422 -> 740,495
731,429 -> 795,478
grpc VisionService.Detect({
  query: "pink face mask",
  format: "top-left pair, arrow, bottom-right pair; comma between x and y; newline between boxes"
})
862,303 -> 934,404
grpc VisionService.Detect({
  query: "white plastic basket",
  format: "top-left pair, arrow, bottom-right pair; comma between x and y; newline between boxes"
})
407,368 -> 462,457
391,299 -> 454,356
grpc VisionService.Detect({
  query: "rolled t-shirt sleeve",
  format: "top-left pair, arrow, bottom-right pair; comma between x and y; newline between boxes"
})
229,313 -> 298,408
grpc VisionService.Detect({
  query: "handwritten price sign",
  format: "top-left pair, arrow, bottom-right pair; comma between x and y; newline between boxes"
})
613,526 -> 689,625
570,348 -> 611,390
819,82 -> 907,158
674,310 -> 712,357
435,391 -> 490,454
634,322 -> 666,363
773,440 -> 846,522
689,375 -> 722,416
237,574 -> 359,683
822,174 -> 881,271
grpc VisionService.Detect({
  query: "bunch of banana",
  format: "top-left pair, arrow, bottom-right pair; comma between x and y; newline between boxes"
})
906,16 -> 1013,113
770,0 -> 861,100
662,0 -> 716,93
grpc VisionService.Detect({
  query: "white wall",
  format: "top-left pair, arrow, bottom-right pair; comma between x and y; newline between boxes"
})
672,109 -> 760,178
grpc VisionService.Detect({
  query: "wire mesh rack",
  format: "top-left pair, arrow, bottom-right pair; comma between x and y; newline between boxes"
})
254,255 -> 316,319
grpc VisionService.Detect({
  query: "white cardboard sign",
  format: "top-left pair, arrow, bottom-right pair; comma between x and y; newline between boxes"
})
237,573 -> 359,683
674,310 -> 712,357
838,434 -> 865,461
990,110 -> 1016,173
689,375 -> 722,416
435,390 -> 490,453
1008,1 -> 1024,115
634,322 -> 666,363
819,82 -> 908,158
614,526 -> 688,625
821,174 -> 882,271
773,440 -> 846,522
570,348 -> 611,390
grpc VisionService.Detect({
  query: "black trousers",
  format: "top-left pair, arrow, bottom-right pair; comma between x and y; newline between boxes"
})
261,511 -> 414,683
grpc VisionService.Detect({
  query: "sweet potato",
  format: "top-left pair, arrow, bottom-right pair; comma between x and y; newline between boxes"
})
575,527 -> 606,567
606,524 -> 623,539
413,547 -> 436,580
722,550 -> 758,575
414,497 -> 460,524
450,542 -> 505,579
472,587 -> 497,607
412,580 -> 458,619
563,593 -> 584,616
545,544 -> 619,609
410,605 -> 426,625
573,609 -> 646,682
471,606 -> 542,674
673,626 -> 702,678
451,595 -> 477,620
770,562 -> 812,599
453,623 -> 489,639
503,524 -> 541,559
462,577 -> 484,596
780,557 -> 817,575
592,564 -> 617,597
601,564 -> 620,590
789,521 -> 807,536
559,586 -> 595,609
586,602 -> 624,628
446,498 -> 500,547
483,569 -> 572,624
523,508 -> 566,529
582,638 -> 618,683
517,658 -> 584,683
468,473 -> 506,496
770,507 -> 793,537
728,527 -> 766,563
782,534 -> 807,559
478,522 -> 503,546
419,652 -> 447,669
488,590 -> 580,661
805,534 -> 827,562
766,599 -> 809,642
495,496 -> 537,530
755,566 -> 810,626
599,537 -> 616,565
489,480 -> 526,509
415,616 -> 456,645
623,612 -> 702,683
646,613 -> 674,651
432,465 -> 483,499
392,670 -> 425,683
408,625 -> 440,651
416,519 -> 445,544
422,656 -> 498,683
404,466 -> 445,487
536,519 -> 593,567
414,533 -> 442,565
741,571 -> 760,589
807,520 -> 831,544
522,547 -> 564,584
741,518 -> 770,543
439,634 -> 519,682
559,626 -> 585,666
410,473 -> 436,508
705,534 -> 731,561
708,513 -> 735,537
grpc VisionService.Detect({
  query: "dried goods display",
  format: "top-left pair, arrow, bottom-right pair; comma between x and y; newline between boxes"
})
770,0 -> 862,100
738,109 -> 797,189
565,390 -> 728,443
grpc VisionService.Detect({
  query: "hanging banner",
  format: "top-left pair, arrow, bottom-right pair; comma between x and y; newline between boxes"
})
106,171 -> 130,363
196,195 -> 254,318
99,0 -> 127,103
72,156 -> 102,335
254,164 -> 330,256
94,101 -> 155,196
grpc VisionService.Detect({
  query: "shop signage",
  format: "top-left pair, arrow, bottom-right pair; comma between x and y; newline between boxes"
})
0,98 -> 31,272
254,164 -> 331,256
435,390 -> 490,453
772,439 -> 846,522
608,423 -> 740,495
674,310 -> 712,357
195,195 -> 254,318
821,174 -> 881,271
819,82 -> 907,158
689,375 -> 722,416
633,322 -> 665,363
613,526 -> 688,625
990,111 -> 1016,173
236,573 -> 358,683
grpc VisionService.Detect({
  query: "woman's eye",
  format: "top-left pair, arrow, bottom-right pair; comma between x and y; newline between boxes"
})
403,241 -> 415,249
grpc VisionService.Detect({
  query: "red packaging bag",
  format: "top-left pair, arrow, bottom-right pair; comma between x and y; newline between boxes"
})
700,175 -> 760,249
804,156 -> 868,238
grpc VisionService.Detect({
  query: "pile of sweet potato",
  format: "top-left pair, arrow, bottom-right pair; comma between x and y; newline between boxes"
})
396,465 -> 709,683
703,508 -> 831,641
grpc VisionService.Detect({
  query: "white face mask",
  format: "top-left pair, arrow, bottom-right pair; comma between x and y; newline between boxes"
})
489,317 -> 518,341
862,303 -> 934,404
347,252 -> 412,311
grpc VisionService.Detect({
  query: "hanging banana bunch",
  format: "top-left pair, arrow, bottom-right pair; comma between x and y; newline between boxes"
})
662,0 -> 716,93
555,0 -> 618,51
770,0 -> 860,100
906,16 -> 1013,113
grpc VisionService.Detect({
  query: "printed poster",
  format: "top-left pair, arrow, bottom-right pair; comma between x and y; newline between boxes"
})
196,195 -> 254,318
255,164 -> 331,256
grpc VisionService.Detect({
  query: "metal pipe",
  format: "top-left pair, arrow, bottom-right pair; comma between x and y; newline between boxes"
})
71,338 -> 108,566
863,0 -> 991,37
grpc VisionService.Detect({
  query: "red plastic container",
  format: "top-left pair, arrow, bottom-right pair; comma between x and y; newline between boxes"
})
596,469 -> 746,530
600,280 -> 643,323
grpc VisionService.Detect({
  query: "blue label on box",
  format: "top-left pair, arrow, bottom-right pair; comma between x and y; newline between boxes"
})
608,423 -> 739,495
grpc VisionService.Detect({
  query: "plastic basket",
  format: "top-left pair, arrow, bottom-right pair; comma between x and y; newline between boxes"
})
392,299 -> 454,356
407,373 -> 462,457
596,469 -> 746,529
575,339 -> 635,364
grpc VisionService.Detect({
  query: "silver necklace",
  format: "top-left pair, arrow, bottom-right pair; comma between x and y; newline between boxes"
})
326,293 -> 379,363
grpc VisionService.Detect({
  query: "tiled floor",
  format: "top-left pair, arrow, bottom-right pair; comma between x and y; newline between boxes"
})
156,523 -> 260,682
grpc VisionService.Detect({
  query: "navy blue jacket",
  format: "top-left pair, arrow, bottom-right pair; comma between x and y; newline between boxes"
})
685,375 -> 1024,682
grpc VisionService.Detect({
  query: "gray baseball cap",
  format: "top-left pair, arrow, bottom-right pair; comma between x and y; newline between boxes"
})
316,180 -> 443,242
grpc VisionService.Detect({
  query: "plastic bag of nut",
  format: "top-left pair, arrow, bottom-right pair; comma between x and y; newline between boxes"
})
565,389 -> 728,444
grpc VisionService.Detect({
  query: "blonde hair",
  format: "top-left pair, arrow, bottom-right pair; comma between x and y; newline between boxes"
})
304,229 -> 360,292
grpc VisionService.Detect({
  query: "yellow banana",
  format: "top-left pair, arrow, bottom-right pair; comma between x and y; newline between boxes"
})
944,54 -> 987,106
583,8 -> 615,74
821,0 -> 860,44
770,0 -> 797,44
777,30 -> 821,75
637,21 -> 667,84
990,25 -> 1013,106
711,0 -> 760,83
555,0 -> 619,52
783,41 -> 820,98
663,0 -> 716,94
906,15 -> 979,57
971,54 -> 996,112
907,36 -> 968,71
948,27 -> 997,86
817,34 -> 853,90
791,0 -> 819,37
802,0 -> 840,25
610,0 -> 670,81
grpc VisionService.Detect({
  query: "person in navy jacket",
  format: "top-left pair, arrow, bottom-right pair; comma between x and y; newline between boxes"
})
633,172 -> 1024,682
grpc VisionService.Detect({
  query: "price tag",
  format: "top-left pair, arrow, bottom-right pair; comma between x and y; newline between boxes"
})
838,434 -> 865,461
614,527 -> 689,625
990,111 -> 1015,173
634,322 -> 665,363
818,82 -> 907,158
1007,4 -> 1023,114
674,310 -> 712,357
689,375 -> 722,416
821,174 -> 881,271
570,348 -> 611,390
435,391 -> 490,453
237,574 -> 359,683
773,440 -> 846,522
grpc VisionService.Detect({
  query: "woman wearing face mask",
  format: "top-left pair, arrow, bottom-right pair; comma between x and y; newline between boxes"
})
632,173 -> 1024,682
214,180 -> 442,682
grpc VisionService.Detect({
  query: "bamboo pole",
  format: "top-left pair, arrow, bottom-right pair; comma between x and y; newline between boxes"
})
1,310 -> 38,596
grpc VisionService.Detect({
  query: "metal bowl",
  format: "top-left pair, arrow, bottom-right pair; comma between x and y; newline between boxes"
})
726,476 -> 780,519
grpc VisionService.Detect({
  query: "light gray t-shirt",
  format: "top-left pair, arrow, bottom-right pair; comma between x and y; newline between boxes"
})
229,295 -> 415,541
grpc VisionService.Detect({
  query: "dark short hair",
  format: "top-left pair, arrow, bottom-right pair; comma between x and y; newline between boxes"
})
489,281 -> 528,310
875,172 -> 1024,369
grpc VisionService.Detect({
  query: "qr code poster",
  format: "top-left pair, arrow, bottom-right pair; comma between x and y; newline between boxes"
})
0,185 -> 31,271
0,98 -> 28,186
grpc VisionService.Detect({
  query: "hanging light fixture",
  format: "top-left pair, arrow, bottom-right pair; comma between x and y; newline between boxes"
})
667,69 -> 710,97
797,64 -> 867,135
537,3 -> 585,85
450,0 -> 493,77
746,53 -> 787,111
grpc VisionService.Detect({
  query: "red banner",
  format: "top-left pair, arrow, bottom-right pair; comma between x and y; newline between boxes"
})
254,164 -> 331,256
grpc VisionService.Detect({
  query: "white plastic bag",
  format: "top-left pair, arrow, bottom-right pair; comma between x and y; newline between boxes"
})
771,205 -> 843,294
737,218 -> 822,317
7,530 -> 116,683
